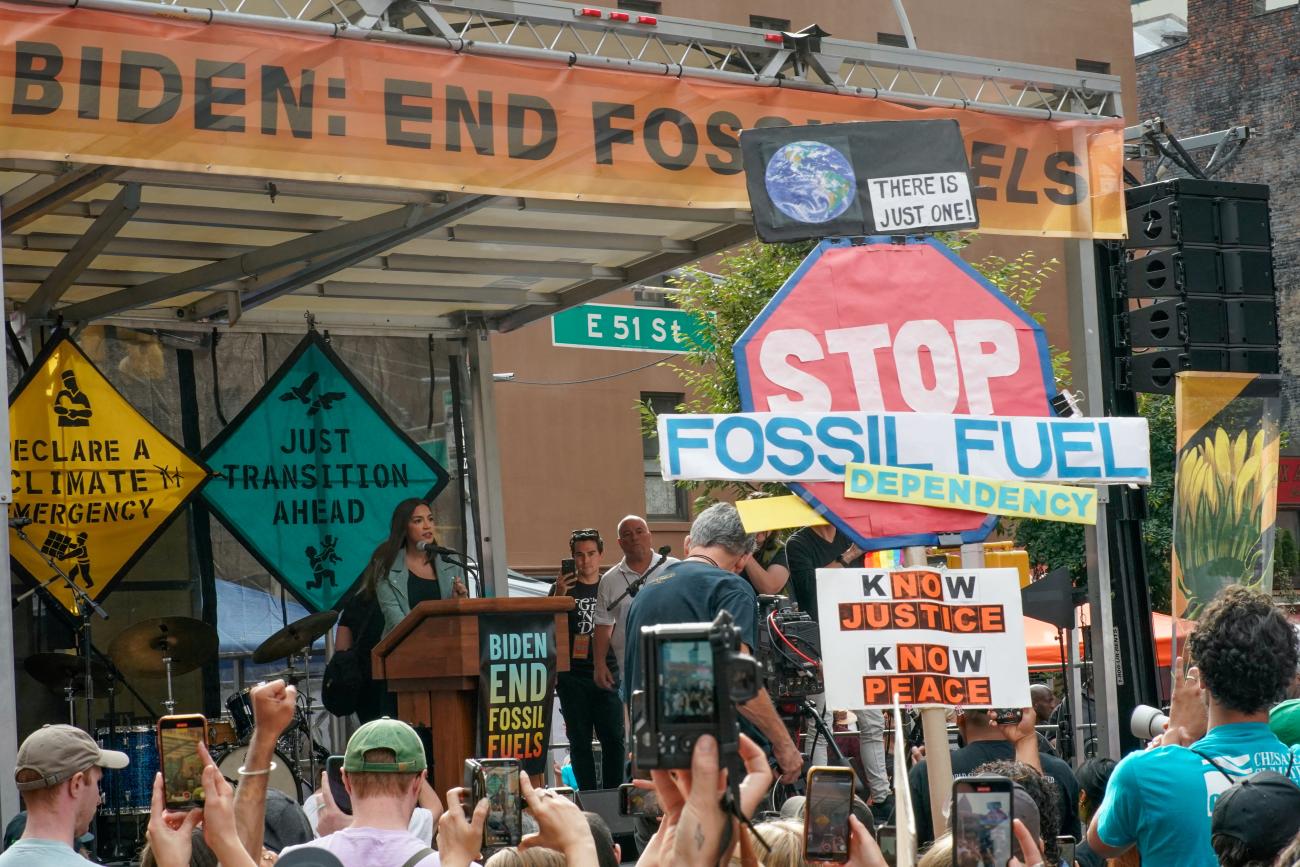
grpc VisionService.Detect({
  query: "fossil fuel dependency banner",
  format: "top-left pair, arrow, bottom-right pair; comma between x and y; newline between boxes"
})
478,612 -> 558,777
816,566 -> 1030,709
8,334 -> 209,613
0,2 -> 1123,238
201,332 -> 450,612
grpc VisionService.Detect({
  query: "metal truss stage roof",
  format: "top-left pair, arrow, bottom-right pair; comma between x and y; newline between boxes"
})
0,0 -> 1124,337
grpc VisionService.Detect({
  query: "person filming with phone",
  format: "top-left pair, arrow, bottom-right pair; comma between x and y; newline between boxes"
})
550,528 -> 626,790
622,503 -> 803,783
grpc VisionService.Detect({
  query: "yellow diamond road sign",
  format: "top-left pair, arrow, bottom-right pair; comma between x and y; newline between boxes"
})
8,336 -> 209,613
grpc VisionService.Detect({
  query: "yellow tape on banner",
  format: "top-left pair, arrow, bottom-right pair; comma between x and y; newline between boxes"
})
736,496 -> 830,533
843,463 -> 1097,525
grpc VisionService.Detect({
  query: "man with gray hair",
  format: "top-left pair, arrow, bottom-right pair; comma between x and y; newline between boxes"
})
621,503 -> 804,782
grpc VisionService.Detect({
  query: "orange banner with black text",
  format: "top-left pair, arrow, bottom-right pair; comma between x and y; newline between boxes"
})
0,2 -> 1123,237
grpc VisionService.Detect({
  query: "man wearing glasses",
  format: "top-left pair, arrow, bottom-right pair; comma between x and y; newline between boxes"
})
592,516 -> 679,693
551,528 -> 626,789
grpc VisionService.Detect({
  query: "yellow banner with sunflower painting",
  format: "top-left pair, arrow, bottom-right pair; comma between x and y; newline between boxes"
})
1172,372 -> 1281,618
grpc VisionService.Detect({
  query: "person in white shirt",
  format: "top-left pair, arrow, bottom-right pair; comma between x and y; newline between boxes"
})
592,515 -> 678,691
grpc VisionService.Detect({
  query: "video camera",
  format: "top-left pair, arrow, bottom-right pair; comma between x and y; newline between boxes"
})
631,610 -> 759,771
756,594 -> 823,700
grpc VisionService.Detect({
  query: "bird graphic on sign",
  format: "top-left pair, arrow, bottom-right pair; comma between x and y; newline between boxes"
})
279,372 -> 346,416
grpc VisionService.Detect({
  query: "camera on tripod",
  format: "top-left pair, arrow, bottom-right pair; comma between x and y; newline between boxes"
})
756,595 -> 823,700
631,610 -> 759,770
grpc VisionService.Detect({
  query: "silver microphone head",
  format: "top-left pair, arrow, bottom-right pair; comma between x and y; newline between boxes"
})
416,540 -> 430,552
1130,704 -> 1169,740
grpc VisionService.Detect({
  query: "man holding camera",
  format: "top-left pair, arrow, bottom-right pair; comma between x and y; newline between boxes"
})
552,528 -> 625,790
622,503 -> 804,783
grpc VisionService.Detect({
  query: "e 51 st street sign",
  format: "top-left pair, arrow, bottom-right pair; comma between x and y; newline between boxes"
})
551,303 -> 711,353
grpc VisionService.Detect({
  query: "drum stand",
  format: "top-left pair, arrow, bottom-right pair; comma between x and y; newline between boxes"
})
162,656 -> 178,715
12,525 -> 108,729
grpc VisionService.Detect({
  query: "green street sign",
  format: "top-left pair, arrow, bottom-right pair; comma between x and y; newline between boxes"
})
202,332 -> 450,611
551,303 -> 711,353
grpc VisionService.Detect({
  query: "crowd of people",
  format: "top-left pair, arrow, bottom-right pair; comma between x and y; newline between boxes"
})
7,502 -> 1300,866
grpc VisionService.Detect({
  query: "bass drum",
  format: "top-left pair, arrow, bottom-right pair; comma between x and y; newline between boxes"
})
216,745 -> 300,802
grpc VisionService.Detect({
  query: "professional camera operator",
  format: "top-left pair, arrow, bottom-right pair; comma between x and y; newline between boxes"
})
622,503 -> 803,783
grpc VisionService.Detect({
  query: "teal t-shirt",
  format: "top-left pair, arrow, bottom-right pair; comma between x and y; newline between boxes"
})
1095,722 -> 1300,867
0,838 -> 96,866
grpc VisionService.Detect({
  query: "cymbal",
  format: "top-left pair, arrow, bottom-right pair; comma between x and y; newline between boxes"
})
109,617 -> 218,677
252,610 -> 338,664
24,652 -> 112,694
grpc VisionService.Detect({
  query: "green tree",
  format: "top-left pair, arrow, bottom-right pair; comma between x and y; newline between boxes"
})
1007,393 -> 1175,612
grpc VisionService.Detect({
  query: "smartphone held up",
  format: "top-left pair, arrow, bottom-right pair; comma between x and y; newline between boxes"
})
158,714 -> 208,809
464,758 -> 523,851
804,766 -> 854,864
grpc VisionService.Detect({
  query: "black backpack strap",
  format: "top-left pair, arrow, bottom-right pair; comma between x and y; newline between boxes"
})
1188,748 -> 1237,784
400,847 -> 436,867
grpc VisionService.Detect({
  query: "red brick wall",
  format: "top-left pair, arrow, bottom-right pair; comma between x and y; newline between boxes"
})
1136,1 -> 1299,426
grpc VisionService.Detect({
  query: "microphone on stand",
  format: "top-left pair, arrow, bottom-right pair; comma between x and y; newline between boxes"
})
417,540 -> 480,596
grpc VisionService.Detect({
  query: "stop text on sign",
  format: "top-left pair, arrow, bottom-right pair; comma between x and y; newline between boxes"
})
657,411 -> 1150,484
758,319 -> 1021,414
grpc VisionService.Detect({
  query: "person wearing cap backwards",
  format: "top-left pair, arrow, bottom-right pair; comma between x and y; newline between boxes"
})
1210,769 -> 1300,867
279,717 -> 442,866
0,724 -> 129,865
1088,586 -> 1300,867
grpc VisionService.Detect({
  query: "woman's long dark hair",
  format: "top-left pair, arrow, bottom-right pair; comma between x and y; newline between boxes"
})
359,498 -> 435,599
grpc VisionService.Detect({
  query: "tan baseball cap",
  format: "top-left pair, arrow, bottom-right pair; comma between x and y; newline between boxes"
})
15,724 -> 128,791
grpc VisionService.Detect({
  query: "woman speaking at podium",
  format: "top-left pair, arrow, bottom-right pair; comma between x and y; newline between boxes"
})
365,498 -> 469,638
334,499 -> 469,722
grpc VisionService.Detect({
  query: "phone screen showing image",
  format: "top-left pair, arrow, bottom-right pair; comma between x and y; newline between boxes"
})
877,826 -> 897,867
619,783 -> 662,818
1058,836 -> 1077,866
952,779 -> 1014,867
481,762 -> 521,849
158,716 -> 206,808
805,769 -> 853,863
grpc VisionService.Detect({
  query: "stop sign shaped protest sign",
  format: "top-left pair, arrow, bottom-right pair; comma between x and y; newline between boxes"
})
734,236 -> 1055,548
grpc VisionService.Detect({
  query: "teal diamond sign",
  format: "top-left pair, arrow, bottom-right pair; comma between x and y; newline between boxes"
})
202,333 -> 450,611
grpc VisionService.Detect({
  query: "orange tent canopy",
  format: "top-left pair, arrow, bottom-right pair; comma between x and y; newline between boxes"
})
1024,604 -> 1194,668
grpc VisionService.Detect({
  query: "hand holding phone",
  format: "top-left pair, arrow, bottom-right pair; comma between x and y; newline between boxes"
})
952,775 -> 1014,867
556,558 -> 577,594
158,714 -> 208,808
804,766 -> 854,863
325,756 -> 352,815
464,758 -> 522,851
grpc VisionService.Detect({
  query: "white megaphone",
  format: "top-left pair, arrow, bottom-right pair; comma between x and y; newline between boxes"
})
1130,704 -> 1170,740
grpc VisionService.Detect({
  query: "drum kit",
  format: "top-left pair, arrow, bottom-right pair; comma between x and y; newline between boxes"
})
24,609 -> 338,863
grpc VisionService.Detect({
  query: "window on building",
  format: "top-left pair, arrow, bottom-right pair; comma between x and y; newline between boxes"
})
1075,58 -> 1112,75
750,14 -> 791,31
642,392 -> 691,521
877,32 -> 910,47
618,0 -> 661,11
1261,0 -> 1297,10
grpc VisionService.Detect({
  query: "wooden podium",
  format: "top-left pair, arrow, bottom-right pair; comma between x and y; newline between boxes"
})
372,597 -> 573,794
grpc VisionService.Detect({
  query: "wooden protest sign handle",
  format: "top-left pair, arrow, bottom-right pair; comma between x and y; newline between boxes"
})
902,544 -> 958,837
921,706 -> 953,836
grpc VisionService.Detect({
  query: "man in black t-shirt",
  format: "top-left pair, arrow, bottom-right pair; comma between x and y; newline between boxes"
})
552,528 -> 625,790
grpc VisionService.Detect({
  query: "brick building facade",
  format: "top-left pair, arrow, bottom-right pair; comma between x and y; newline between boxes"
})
1136,0 -> 1299,427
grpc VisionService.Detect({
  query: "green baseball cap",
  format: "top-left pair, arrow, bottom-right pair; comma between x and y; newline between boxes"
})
1269,698 -> 1300,747
343,717 -> 426,773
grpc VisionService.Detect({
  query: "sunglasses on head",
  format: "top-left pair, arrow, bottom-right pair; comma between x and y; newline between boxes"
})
570,529 -> 601,543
